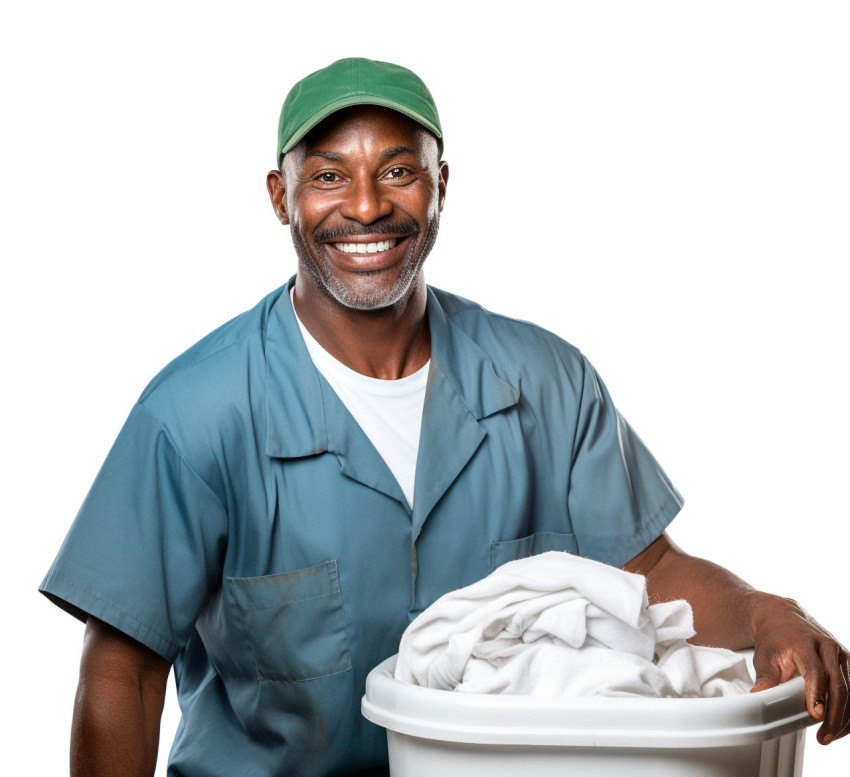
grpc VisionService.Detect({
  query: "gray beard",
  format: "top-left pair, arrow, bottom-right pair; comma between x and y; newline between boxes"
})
289,217 -> 440,312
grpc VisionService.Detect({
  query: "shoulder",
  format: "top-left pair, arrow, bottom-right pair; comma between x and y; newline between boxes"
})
138,285 -> 286,406
129,285 -> 291,466
430,286 -> 589,382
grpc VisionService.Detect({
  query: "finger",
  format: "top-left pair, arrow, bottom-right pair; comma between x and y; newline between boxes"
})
798,658 -> 828,723
817,645 -> 849,745
750,674 -> 779,694
832,715 -> 850,744
750,648 -> 798,695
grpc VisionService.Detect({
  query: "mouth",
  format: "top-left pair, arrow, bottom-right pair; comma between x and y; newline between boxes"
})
331,238 -> 398,255
324,235 -> 412,273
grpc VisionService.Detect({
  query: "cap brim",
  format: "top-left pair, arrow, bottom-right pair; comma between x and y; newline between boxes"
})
280,95 -> 443,157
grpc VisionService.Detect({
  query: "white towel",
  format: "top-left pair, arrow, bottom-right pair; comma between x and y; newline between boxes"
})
395,551 -> 752,698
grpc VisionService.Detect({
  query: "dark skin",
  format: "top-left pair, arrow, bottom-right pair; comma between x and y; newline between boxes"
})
70,106 -> 848,776
625,534 -> 849,744
266,106 -> 448,380
72,618 -> 170,777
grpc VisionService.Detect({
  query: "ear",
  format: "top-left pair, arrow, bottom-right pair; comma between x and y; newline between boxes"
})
437,161 -> 449,213
266,169 -> 290,225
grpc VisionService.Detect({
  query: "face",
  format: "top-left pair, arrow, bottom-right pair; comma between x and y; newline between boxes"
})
268,106 -> 448,312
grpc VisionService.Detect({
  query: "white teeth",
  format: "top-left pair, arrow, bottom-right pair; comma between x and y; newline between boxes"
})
332,238 -> 397,254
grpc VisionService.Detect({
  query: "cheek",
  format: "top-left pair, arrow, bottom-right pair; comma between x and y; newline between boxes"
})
289,194 -> 340,233
425,193 -> 443,222
402,188 -> 441,221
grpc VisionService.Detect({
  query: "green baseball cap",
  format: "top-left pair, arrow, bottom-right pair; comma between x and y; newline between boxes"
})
276,57 -> 443,163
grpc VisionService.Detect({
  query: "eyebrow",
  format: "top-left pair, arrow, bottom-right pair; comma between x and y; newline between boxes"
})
379,145 -> 419,160
305,151 -> 345,161
304,145 -> 420,162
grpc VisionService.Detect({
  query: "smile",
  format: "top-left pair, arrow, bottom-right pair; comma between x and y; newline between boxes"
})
331,238 -> 398,254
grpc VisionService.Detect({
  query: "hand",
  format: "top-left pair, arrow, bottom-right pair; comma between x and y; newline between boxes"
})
749,593 -> 849,745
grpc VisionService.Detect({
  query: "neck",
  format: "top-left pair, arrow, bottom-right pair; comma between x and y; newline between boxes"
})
292,274 -> 430,380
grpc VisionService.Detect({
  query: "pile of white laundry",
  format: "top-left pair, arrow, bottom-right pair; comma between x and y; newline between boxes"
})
395,551 -> 753,698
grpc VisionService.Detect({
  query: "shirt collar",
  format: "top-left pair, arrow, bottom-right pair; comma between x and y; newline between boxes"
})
264,277 -> 520,459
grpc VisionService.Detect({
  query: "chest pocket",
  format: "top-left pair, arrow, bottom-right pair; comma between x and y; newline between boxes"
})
227,560 -> 352,682
489,531 -> 579,573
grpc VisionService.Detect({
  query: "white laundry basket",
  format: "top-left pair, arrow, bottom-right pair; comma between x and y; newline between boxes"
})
361,653 -> 815,777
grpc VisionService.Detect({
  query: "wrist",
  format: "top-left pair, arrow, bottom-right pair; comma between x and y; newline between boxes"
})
745,590 -> 804,641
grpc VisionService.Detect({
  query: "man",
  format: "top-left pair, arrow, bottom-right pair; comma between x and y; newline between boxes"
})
41,58 -> 848,777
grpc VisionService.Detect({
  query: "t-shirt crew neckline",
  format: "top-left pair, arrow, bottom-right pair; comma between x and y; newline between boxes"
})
289,287 -> 429,508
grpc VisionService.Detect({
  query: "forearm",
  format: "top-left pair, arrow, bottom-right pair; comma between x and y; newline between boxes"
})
647,556 -> 769,650
71,618 -> 170,777
625,533 -> 793,650
627,533 -> 849,743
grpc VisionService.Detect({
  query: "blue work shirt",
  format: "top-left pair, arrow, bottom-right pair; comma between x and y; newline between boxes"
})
41,279 -> 683,776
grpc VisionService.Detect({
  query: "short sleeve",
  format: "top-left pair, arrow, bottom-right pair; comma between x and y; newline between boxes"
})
39,403 -> 228,662
567,357 -> 684,567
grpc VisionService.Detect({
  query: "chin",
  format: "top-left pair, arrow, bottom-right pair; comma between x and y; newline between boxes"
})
321,265 -> 424,312
327,281 -> 416,312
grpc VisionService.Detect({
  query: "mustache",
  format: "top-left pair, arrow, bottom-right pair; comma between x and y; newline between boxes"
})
313,222 -> 420,243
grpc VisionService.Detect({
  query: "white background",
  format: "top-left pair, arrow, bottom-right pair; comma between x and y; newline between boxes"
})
2,1 -> 848,774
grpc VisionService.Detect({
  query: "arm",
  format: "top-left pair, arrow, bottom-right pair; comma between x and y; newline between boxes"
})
624,533 -> 849,745
71,617 -> 172,777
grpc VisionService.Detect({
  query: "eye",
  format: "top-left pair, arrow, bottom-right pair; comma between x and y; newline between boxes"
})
318,172 -> 340,183
386,167 -> 407,179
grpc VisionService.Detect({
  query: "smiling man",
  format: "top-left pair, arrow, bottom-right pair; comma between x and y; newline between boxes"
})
41,58 -> 848,777
267,102 -> 445,382
276,105 -> 444,313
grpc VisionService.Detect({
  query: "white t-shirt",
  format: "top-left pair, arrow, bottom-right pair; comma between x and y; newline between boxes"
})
291,292 -> 428,508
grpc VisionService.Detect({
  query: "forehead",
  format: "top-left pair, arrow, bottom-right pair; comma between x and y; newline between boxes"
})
285,105 -> 439,167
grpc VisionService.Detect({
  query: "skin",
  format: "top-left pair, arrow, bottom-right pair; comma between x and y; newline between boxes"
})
69,104 -> 848,775
625,533 -> 849,745
72,618 -> 170,777
266,105 -> 448,379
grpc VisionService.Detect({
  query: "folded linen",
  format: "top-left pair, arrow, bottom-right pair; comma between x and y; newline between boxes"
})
394,551 -> 752,698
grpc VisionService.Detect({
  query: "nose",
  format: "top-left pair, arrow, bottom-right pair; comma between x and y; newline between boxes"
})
338,176 -> 392,225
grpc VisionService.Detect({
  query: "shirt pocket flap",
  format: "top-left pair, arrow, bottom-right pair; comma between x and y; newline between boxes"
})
227,560 -> 352,682
489,531 -> 579,573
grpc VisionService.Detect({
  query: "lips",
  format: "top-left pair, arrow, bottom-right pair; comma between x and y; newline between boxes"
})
323,234 -> 412,272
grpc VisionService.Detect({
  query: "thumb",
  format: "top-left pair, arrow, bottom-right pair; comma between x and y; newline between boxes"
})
750,671 -> 780,694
